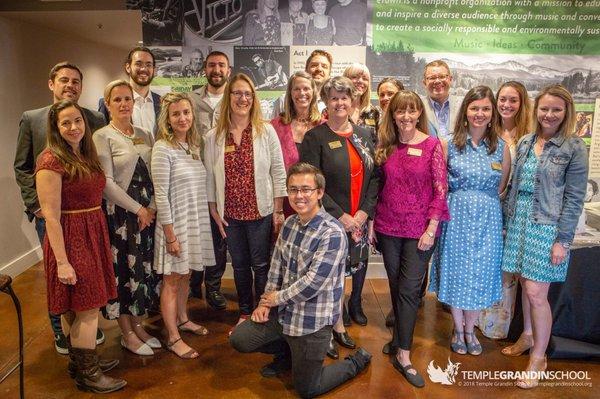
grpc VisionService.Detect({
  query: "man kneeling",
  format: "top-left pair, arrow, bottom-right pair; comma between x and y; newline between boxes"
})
230,162 -> 371,398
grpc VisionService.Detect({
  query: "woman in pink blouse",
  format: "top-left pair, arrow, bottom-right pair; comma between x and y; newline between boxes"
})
370,90 -> 449,387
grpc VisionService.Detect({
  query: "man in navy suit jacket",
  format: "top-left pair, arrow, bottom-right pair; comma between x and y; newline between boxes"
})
99,46 -> 161,136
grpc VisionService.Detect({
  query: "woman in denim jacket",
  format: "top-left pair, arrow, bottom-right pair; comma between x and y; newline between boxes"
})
501,84 -> 588,389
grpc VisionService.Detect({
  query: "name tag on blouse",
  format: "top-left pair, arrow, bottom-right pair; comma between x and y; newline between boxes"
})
491,162 -> 502,171
132,138 -> 146,145
328,140 -> 342,149
364,118 -> 376,126
225,145 -> 236,153
407,147 -> 422,157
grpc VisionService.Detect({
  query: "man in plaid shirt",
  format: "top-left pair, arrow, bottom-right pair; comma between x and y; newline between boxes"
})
230,163 -> 371,398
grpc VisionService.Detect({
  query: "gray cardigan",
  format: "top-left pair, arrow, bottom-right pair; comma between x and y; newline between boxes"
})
93,125 -> 155,213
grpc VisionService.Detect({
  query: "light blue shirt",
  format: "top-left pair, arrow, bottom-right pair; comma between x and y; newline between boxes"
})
429,97 -> 451,140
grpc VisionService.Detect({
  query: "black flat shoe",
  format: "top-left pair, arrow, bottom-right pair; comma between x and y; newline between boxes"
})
327,337 -> 339,359
206,290 -> 227,310
348,303 -> 368,326
342,303 -> 351,327
382,341 -> 395,355
260,356 -> 292,377
333,330 -> 356,349
392,356 -> 425,388
385,310 -> 395,327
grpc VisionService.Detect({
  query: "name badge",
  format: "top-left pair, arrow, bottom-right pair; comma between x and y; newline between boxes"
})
328,140 -> 342,149
491,162 -> 502,171
225,145 -> 236,153
364,118 -> 376,126
132,138 -> 146,145
407,147 -> 422,157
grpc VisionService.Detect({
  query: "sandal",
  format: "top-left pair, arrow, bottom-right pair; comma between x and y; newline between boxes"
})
465,332 -> 482,356
166,337 -> 199,359
177,320 -> 209,336
450,330 -> 467,355
502,333 -> 533,357
516,356 -> 547,389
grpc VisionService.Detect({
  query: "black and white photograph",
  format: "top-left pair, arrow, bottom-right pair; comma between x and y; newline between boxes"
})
150,46 -> 183,77
234,46 -> 289,90
132,0 -> 183,46
181,46 -> 204,78
329,0 -> 366,45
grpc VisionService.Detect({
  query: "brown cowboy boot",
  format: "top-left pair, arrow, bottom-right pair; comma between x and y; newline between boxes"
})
71,347 -> 127,393
67,337 -> 119,378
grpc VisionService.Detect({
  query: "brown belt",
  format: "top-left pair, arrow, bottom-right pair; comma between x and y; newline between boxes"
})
61,206 -> 101,214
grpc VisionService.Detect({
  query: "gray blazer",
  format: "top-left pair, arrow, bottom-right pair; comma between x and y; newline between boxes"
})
421,95 -> 460,141
13,105 -> 106,219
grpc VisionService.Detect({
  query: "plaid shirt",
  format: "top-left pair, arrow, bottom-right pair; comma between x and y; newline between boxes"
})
266,208 -> 348,336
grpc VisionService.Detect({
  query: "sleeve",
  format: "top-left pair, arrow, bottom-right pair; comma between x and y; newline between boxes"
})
358,131 -> 380,218
204,133 -> 216,203
14,112 -> 39,213
267,126 -> 288,198
556,139 -> 588,244
299,129 -> 345,218
35,150 -> 64,175
151,143 -> 174,225
265,230 -> 286,293
275,227 -> 347,305
427,139 -> 450,221
93,132 -> 142,214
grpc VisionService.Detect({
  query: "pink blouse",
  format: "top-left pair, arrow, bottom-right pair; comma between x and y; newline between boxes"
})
271,116 -> 325,170
374,136 -> 450,239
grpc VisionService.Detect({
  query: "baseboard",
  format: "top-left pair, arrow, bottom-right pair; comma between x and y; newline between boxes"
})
0,245 -> 42,277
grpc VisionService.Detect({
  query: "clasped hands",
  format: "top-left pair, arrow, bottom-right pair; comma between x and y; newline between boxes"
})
137,207 -> 156,230
251,291 -> 279,323
339,210 -> 368,243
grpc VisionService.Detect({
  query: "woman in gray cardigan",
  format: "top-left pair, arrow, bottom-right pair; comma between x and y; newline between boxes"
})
93,80 -> 161,356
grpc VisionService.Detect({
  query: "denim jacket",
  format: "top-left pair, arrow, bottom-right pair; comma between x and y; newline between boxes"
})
504,133 -> 588,244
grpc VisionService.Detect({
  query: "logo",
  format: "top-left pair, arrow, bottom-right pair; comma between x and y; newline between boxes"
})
427,357 -> 461,385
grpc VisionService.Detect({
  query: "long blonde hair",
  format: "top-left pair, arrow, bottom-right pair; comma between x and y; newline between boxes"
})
157,92 -> 202,156
215,73 -> 266,141
343,63 -> 372,113
453,86 -> 500,155
496,81 -> 532,143
534,84 -> 576,138
280,71 -> 321,125
46,100 -> 103,180
375,91 -> 429,165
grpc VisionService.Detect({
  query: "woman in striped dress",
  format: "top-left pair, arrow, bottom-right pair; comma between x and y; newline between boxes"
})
152,92 -> 216,359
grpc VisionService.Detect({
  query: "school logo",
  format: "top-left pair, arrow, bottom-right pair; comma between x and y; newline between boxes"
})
427,358 -> 461,385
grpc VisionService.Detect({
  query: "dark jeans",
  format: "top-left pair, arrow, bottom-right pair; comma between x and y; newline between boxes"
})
190,217 -> 228,294
230,316 -> 360,399
377,232 -> 435,351
224,215 -> 272,315
35,217 -> 63,336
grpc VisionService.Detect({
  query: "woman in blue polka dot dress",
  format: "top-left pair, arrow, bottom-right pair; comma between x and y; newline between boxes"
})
429,86 -> 511,356
501,85 -> 588,389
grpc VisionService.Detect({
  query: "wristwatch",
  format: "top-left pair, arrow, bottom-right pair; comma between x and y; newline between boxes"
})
425,231 -> 434,238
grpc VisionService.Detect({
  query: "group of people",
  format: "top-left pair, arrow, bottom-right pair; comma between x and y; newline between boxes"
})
13,44 -> 588,397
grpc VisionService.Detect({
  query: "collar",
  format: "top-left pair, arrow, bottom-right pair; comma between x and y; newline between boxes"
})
295,208 -> 326,231
548,134 -> 566,147
467,135 -> 490,148
428,96 -> 449,111
133,90 -> 153,103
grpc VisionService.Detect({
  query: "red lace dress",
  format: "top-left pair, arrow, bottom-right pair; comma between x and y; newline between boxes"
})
36,149 -> 116,314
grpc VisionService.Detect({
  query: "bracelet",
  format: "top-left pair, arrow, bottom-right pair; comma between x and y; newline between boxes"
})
166,237 -> 177,244
274,209 -> 284,214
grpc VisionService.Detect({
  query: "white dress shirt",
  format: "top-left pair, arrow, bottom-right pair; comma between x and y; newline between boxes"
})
132,90 -> 156,136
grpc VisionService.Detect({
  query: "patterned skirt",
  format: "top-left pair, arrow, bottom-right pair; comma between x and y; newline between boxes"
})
103,159 -> 161,319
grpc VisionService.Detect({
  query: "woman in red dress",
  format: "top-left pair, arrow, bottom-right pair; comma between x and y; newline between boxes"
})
35,100 -> 126,393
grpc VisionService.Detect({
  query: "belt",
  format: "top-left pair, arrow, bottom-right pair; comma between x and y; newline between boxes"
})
61,206 -> 101,214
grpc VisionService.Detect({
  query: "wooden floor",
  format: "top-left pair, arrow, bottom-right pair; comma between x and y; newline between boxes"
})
1,262 -> 598,399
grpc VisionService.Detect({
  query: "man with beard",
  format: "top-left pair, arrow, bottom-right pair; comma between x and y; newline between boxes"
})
14,62 -> 107,355
99,47 -> 161,136
270,49 -> 332,118
421,60 -> 459,142
188,51 -> 231,310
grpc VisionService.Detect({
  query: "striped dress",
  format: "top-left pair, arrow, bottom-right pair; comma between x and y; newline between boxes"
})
151,140 -> 215,275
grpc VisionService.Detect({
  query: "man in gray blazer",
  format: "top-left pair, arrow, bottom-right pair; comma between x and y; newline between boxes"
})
421,60 -> 460,142
13,61 -> 106,355
188,51 -> 231,310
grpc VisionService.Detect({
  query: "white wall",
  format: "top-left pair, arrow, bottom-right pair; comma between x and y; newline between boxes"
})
0,15 -> 129,276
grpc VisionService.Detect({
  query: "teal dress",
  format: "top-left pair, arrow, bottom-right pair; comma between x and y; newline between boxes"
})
502,147 -> 569,282
430,139 -> 504,310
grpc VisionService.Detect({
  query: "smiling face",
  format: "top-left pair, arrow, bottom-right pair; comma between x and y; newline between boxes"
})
229,79 -> 254,118
423,65 -> 452,103
288,173 -> 324,221
291,76 -> 313,111
107,85 -> 134,122
126,50 -> 155,87
48,67 -> 82,103
168,99 -> 193,137
306,55 -> 331,86
466,98 -> 493,131
205,54 -> 230,88
537,94 -> 566,136
57,106 -> 85,151
393,106 -> 422,136
497,86 -> 521,122
378,82 -> 400,111
312,0 -> 327,14
326,89 -> 352,121
349,72 -> 369,96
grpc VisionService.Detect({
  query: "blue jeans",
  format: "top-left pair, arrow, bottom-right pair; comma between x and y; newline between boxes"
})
224,215 -> 272,316
35,217 -> 64,336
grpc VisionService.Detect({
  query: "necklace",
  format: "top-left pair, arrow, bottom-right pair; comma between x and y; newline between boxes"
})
177,141 -> 191,155
110,122 -> 134,139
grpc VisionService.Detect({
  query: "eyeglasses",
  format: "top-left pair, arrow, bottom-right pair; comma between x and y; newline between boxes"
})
231,91 -> 253,100
287,187 -> 319,196
425,74 -> 450,82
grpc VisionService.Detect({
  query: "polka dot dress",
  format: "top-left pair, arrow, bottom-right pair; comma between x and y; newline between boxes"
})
502,147 -> 569,282
430,139 -> 504,310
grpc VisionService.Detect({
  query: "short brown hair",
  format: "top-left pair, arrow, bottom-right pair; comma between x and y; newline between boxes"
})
305,49 -> 333,71
286,162 -> 326,190
49,62 -> 83,82
423,60 -> 451,78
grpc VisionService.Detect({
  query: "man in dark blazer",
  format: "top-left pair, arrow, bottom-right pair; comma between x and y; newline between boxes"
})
98,46 -> 161,136
13,61 -> 106,355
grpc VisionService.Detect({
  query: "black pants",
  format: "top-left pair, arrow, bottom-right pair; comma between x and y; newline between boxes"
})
224,215 -> 272,315
377,232 -> 435,351
190,218 -> 228,294
230,315 -> 360,399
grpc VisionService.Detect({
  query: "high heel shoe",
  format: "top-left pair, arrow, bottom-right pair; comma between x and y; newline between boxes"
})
516,355 -> 547,389
502,333 -> 533,357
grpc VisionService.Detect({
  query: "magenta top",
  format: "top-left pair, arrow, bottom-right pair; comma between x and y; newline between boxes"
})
271,116 -> 325,170
374,136 -> 450,239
